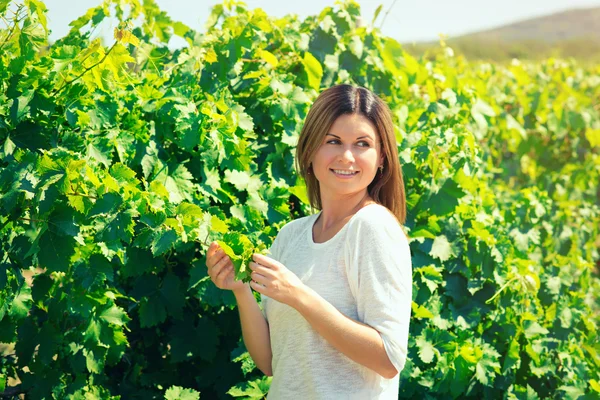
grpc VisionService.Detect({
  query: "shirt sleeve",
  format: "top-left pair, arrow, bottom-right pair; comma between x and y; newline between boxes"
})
260,228 -> 284,321
344,214 -> 413,375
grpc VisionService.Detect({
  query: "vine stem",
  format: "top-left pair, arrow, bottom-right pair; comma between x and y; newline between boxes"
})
486,277 -> 518,304
195,232 -> 211,248
379,0 -> 398,30
0,6 -> 25,52
67,192 -> 97,200
52,40 -> 119,95
18,217 -> 45,223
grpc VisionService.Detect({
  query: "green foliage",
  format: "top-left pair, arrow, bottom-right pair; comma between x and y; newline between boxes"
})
227,376 -> 272,399
0,0 -> 598,399
165,385 -> 200,400
217,235 -> 268,283
407,38 -> 600,64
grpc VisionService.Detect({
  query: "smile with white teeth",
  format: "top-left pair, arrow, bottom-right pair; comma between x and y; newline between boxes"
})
331,169 -> 359,175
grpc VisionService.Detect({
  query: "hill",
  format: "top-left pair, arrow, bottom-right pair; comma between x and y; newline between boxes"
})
457,6 -> 600,42
406,7 -> 600,62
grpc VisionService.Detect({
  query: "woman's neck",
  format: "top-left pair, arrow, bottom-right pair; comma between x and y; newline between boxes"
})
316,191 -> 374,231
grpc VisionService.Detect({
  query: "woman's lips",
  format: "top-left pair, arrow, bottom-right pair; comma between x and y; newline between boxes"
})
330,169 -> 359,179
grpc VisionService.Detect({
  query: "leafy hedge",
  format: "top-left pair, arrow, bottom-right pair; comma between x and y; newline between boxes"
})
0,0 -> 598,399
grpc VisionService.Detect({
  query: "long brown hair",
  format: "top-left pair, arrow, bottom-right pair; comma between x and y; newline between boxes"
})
294,84 -> 407,225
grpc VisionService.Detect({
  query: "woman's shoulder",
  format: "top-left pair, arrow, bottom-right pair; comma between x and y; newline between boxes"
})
349,203 -> 407,241
352,203 -> 399,226
358,203 -> 396,217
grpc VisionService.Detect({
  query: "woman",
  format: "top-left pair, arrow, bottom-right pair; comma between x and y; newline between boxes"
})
205,84 -> 412,399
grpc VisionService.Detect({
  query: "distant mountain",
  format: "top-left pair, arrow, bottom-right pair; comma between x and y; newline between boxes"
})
405,7 -> 600,61
455,6 -> 600,42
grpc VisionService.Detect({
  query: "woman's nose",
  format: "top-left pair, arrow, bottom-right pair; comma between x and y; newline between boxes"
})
338,147 -> 356,162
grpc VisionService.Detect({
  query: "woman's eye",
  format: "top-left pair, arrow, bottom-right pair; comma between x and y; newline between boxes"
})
327,140 -> 370,147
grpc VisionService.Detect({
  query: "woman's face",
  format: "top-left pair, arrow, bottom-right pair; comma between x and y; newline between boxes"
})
310,113 -> 383,198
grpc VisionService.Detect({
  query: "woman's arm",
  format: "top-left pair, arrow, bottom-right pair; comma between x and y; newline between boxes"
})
234,285 -> 273,376
291,285 -> 398,379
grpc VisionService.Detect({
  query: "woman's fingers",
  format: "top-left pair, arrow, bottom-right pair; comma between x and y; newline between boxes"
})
215,262 -> 233,283
249,262 -> 266,286
209,254 -> 229,279
206,242 -> 223,268
206,241 -> 218,259
249,261 -> 273,278
251,273 -> 266,286
206,253 -> 218,270
207,247 -> 226,269
251,272 -> 268,290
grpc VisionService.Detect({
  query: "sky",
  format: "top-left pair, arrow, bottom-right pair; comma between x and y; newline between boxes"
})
43,0 -> 600,45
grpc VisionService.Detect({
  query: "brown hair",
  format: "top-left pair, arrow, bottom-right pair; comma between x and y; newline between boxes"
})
294,84 -> 407,225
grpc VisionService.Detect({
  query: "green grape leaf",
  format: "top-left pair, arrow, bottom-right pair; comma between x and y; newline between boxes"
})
411,302 -> 434,319
416,335 -> 435,364
83,346 -> 106,374
302,51 -> 323,91
228,376 -> 272,398
9,286 -> 32,319
37,230 -> 75,272
139,296 -> 167,328
99,304 -> 130,327
430,235 -> 453,262
372,4 -> 383,25
151,228 -> 179,256
160,273 -> 185,320
164,386 -> 200,400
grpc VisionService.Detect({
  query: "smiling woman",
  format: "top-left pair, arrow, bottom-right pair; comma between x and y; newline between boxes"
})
244,84 -> 413,399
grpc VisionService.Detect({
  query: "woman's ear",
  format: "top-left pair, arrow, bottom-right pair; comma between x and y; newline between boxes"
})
379,143 -> 385,167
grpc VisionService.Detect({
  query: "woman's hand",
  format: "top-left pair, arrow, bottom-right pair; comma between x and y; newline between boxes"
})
249,253 -> 305,307
205,241 -> 248,293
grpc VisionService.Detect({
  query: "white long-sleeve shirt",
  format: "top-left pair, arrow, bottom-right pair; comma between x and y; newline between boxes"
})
260,203 -> 413,399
